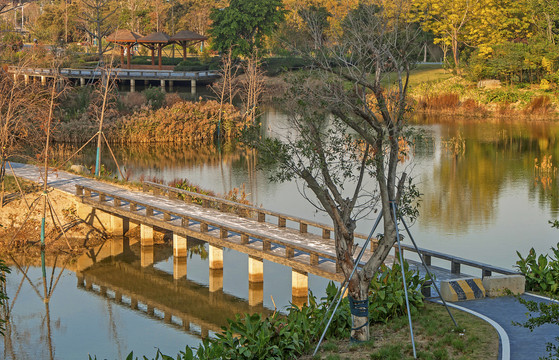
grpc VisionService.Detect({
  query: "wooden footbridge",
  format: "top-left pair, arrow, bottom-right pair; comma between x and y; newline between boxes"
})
7,66 -> 219,93
10,163 -> 518,304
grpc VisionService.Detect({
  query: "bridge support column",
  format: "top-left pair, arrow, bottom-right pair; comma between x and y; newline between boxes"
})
80,77 -> 86,87
160,79 -> 165,91
209,268 -> 223,292
248,282 -> 264,307
41,76 -> 46,85
141,246 -> 154,267
13,73 -> 18,82
109,214 -> 126,236
209,245 -> 223,270
140,224 -> 154,247
248,256 -> 263,283
190,79 -> 196,94
292,269 -> 308,307
24,74 -> 29,84
130,79 -> 135,92
169,80 -> 173,91
173,233 -> 187,257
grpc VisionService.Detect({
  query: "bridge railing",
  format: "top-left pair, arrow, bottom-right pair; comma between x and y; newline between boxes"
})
8,66 -> 219,79
76,184 -> 341,279
141,181 -> 519,278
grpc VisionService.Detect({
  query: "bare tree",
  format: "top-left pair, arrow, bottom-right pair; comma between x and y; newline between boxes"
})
0,66 -> 50,207
252,2 -> 421,342
241,51 -> 265,124
78,0 -> 117,61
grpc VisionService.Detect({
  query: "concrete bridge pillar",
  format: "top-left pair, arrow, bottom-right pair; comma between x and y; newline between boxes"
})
248,256 -> 263,283
109,214 -> 126,236
141,246 -> 154,267
209,245 -> 223,270
41,76 -> 46,85
130,79 -> 135,92
292,269 -> 308,306
209,268 -> 223,292
190,79 -> 196,94
160,79 -> 165,91
13,73 -> 18,82
173,233 -> 187,257
140,224 -> 154,247
24,74 -> 29,84
248,282 -> 264,307
80,77 -> 86,87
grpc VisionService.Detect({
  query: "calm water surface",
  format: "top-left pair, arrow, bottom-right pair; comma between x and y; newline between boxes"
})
2,113 -> 558,359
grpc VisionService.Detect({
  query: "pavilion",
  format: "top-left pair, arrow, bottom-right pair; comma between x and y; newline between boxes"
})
106,29 -> 207,70
169,30 -> 208,60
137,31 -> 171,70
106,29 -> 143,69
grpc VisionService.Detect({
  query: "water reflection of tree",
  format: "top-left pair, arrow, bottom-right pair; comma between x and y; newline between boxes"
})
1,254 -> 67,360
419,122 -> 559,232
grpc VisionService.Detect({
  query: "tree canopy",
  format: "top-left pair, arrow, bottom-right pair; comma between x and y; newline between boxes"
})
209,0 -> 286,57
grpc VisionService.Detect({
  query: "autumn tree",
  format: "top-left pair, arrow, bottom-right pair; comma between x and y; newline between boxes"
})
250,2 -> 420,341
411,0 -> 531,70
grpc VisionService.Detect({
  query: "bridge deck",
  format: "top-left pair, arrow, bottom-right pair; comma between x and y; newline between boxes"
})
9,163 -> 518,286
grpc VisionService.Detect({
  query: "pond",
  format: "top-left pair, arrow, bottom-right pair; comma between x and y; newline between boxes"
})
2,112 -> 558,359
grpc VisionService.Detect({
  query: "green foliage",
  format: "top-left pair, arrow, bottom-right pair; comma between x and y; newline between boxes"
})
0,258 -> 10,336
516,243 -> 559,294
142,87 -> 166,110
209,0 -> 286,57
467,41 -> 559,85
369,262 -> 426,323
261,56 -> 308,76
514,295 -> 559,360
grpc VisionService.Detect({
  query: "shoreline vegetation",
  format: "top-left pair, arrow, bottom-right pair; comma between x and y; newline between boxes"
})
51,64 -> 559,147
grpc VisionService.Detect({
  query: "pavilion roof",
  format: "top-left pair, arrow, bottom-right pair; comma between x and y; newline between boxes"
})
106,29 -> 143,43
169,30 -> 207,42
137,31 -> 171,44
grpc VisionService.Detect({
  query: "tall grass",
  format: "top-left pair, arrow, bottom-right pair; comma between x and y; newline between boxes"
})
107,100 -> 245,144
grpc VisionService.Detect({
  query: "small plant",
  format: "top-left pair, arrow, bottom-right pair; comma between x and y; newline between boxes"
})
516,243 -> 559,294
369,262 -> 426,323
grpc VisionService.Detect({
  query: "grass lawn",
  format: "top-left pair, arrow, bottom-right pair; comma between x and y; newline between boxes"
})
305,301 -> 499,360
383,64 -> 453,89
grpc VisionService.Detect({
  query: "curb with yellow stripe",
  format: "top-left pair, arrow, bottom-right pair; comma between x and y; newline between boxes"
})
440,278 -> 486,302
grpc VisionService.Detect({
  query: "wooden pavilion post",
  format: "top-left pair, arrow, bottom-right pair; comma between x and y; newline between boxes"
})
126,44 -> 131,69
182,42 -> 187,60
120,45 -> 125,67
158,43 -> 163,70
151,47 -> 155,66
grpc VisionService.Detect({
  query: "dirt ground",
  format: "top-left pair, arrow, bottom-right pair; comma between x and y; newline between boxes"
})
0,188 -> 107,261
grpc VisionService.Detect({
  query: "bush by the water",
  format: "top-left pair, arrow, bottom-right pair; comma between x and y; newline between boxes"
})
516,243 -> 559,294
108,100 -> 245,144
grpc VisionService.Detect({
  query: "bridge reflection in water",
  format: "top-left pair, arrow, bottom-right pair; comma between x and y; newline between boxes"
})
76,237 -> 275,340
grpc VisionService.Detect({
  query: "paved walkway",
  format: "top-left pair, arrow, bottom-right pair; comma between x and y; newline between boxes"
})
435,293 -> 558,360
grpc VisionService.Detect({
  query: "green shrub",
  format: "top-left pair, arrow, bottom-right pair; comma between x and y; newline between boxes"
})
142,87 -> 166,109
516,243 -> 559,294
369,262 -> 426,323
